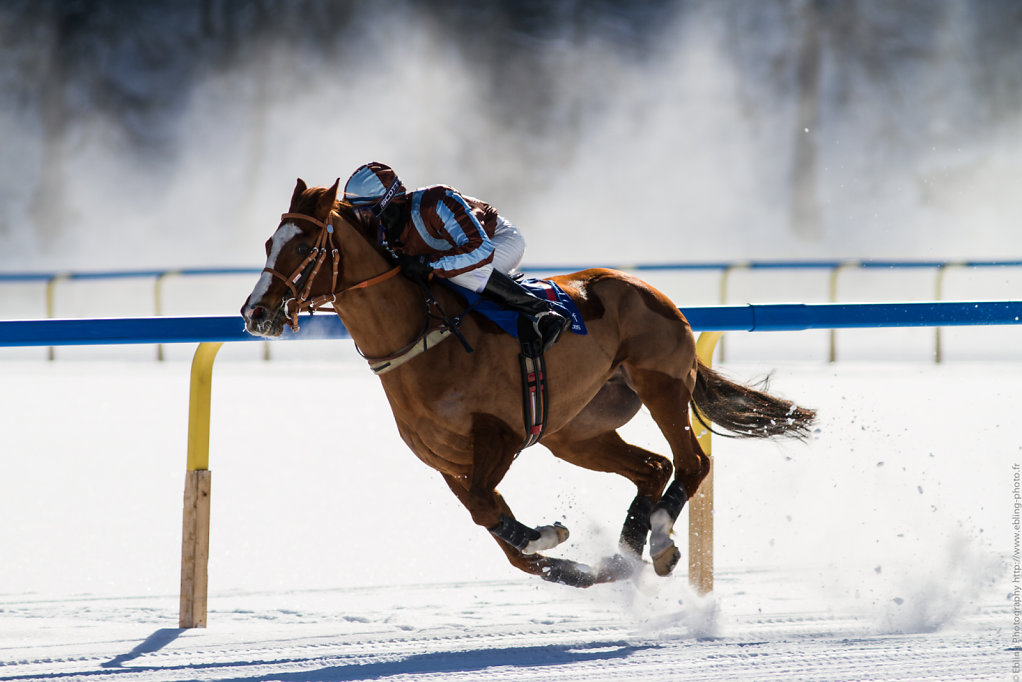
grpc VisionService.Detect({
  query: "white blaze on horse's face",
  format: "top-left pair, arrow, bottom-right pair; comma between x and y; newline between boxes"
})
250,222 -> 301,302
241,221 -> 302,336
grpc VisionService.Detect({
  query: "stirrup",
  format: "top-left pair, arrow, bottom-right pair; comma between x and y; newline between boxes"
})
518,311 -> 567,358
535,311 -> 570,351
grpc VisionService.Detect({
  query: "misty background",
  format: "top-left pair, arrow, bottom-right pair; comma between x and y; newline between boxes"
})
1,0 -> 1021,272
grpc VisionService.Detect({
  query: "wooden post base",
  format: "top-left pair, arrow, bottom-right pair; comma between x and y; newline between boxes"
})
179,469 -> 211,628
687,465 -> 714,594
688,331 -> 722,594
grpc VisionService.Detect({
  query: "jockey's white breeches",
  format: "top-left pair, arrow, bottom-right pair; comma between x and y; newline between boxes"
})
448,216 -> 525,293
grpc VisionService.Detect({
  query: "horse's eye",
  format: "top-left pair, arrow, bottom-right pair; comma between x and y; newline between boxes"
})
296,243 -> 312,257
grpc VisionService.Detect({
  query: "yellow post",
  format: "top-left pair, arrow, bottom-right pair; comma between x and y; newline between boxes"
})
45,273 -> 68,361
688,330 -> 723,595
827,261 -> 858,363
154,270 -> 180,362
186,342 -> 222,471
180,341 -> 222,628
933,263 -> 956,364
717,264 -> 740,362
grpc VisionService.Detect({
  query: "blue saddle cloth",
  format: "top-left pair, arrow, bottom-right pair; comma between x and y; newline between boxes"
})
442,278 -> 588,339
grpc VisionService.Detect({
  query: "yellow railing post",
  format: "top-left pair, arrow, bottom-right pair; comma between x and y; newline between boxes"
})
45,273 -> 68,361
933,263 -> 958,364
154,270 -> 181,362
827,261 -> 858,363
180,341 -> 222,628
688,330 -> 723,595
717,264 -> 742,362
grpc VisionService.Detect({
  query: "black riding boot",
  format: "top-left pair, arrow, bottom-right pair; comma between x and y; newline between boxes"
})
481,270 -> 570,355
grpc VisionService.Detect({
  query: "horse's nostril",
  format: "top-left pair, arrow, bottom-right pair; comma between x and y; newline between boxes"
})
249,305 -> 267,321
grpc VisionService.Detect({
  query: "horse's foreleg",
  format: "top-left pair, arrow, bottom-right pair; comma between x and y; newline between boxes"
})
440,473 -> 582,583
490,514 -> 569,554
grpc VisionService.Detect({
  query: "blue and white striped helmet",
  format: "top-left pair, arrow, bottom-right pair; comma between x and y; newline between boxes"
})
343,162 -> 406,215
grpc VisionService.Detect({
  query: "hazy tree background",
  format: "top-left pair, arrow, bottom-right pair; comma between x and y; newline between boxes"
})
1,0 -> 1020,269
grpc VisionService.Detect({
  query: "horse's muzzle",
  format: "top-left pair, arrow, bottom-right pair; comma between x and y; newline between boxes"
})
241,302 -> 285,338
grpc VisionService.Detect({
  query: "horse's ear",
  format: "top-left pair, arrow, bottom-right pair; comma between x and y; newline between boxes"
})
290,178 -> 308,209
316,178 -> 340,217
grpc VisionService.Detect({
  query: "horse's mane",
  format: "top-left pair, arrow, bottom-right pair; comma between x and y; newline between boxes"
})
334,200 -> 400,269
288,183 -> 381,251
332,199 -> 378,246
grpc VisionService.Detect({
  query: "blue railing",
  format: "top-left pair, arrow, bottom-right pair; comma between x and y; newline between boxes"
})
522,259 -> 1022,272
2,300 -> 1021,347
5,261 -> 1022,361
5,259 -> 1020,319
0,267 -> 260,283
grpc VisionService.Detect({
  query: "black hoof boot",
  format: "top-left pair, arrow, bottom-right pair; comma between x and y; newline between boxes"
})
489,514 -> 540,551
654,480 -> 689,519
596,554 -> 639,582
619,495 -> 653,557
541,558 -> 598,588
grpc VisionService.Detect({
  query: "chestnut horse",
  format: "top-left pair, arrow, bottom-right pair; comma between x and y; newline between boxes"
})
241,179 -> 816,587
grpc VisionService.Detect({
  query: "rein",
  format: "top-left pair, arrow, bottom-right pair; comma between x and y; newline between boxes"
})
266,210 -> 460,373
264,211 -> 400,332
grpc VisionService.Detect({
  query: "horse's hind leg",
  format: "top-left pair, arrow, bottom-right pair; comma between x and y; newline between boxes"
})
648,425 -> 707,576
622,365 -> 710,576
544,368 -> 674,559
541,429 -> 673,559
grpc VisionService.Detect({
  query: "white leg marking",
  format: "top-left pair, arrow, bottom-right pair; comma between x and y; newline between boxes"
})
522,523 -> 570,555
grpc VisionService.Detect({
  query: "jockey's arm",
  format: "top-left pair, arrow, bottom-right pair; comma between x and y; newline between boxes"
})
423,189 -> 495,276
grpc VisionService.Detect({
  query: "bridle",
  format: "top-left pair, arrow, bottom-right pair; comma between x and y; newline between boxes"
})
260,205 -> 469,375
263,210 -> 400,332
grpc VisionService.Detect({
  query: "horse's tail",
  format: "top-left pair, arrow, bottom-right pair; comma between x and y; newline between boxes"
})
691,359 -> 816,441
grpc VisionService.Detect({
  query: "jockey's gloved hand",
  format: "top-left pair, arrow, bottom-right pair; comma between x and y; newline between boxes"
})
397,254 -> 432,280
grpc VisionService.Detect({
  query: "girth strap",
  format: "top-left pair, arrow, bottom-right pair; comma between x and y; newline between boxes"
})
367,326 -> 454,375
517,352 -> 549,454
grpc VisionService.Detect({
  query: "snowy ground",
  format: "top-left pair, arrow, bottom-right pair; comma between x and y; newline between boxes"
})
0,350 -> 1016,681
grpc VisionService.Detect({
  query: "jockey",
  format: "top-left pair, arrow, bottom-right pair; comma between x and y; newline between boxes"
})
343,161 -> 569,355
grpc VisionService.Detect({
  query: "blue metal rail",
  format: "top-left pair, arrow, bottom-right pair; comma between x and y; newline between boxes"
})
2,300 -> 1020,347
519,259 -> 1022,273
0,267 -> 261,283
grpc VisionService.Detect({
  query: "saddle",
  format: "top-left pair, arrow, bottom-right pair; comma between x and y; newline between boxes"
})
441,278 -> 587,341
442,278 -> 588,453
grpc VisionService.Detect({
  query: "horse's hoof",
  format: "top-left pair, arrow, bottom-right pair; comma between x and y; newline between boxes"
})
522,522 -> 570,554
540,558 -> 597,588
652,544 -> 681,576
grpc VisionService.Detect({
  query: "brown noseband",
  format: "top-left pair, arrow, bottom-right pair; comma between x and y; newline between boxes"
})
264,211 -> 401,332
